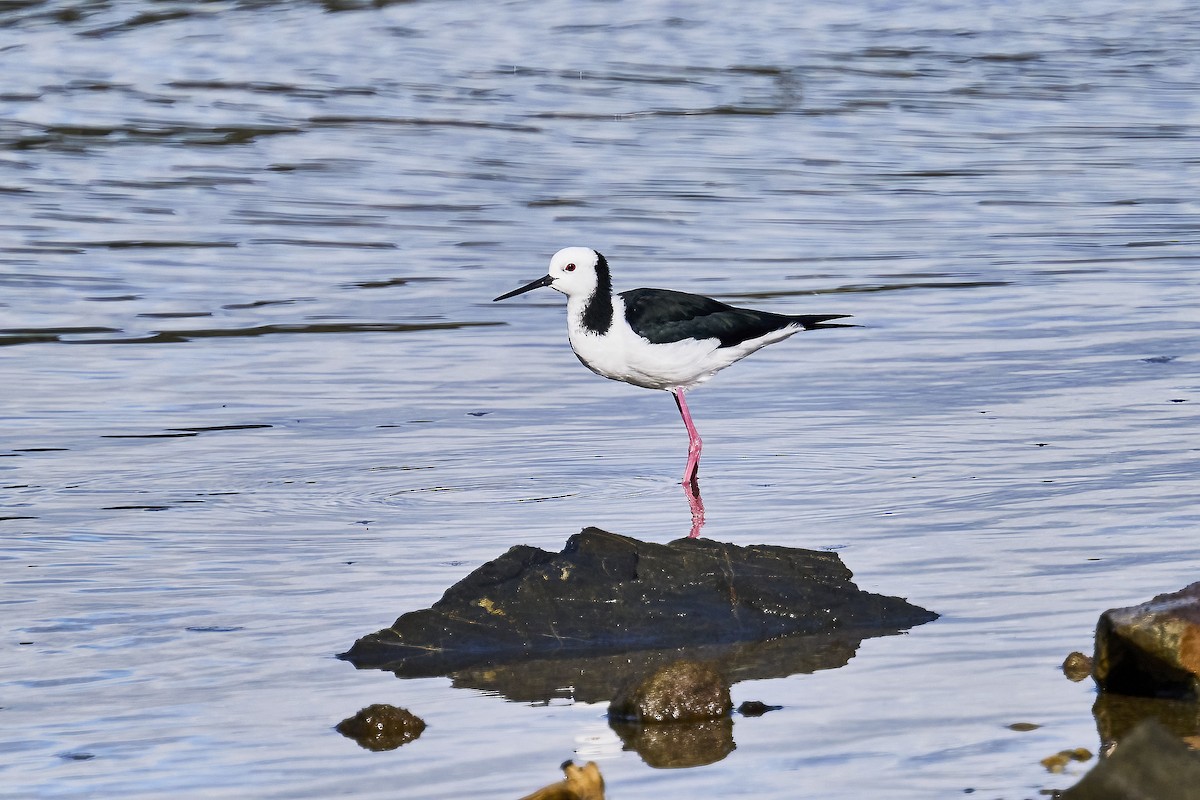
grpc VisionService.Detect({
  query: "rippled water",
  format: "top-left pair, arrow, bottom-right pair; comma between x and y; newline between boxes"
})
2,0 -> 1199,797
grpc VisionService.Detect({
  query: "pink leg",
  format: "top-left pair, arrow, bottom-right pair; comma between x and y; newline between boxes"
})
671,388 -> 702,488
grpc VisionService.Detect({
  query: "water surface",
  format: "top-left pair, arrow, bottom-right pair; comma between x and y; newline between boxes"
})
2,0 -> 1199,797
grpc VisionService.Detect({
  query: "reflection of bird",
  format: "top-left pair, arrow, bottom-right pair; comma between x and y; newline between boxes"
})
494,247 -> 851,487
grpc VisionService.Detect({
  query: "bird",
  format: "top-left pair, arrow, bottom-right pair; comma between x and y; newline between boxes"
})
494,247 -> 851,487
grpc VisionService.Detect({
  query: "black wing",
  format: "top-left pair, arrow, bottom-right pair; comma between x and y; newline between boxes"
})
620,288 -> 850,348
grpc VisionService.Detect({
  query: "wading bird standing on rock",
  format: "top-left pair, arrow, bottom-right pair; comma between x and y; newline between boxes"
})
494,247 -> 852,507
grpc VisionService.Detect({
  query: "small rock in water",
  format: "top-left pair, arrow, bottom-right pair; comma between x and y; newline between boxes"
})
1063,651 -> 1094,682
1041,747 -> 1093,773
335,704 -> 426,751
609,660 -> 731,723
518,761 -> 605,800
737,700 -> 782,717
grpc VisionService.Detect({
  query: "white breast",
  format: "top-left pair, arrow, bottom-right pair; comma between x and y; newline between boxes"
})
566,295 -> 739,390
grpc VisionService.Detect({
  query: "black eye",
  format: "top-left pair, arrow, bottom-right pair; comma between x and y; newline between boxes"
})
565,263 -> 576,272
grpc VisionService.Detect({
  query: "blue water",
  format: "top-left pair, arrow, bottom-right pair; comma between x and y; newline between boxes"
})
2,0 -> 1199,797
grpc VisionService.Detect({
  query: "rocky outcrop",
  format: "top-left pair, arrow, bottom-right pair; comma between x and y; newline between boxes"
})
340,528 -> 937,680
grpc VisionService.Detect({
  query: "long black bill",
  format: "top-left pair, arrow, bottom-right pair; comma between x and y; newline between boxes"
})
493,274 -> 554,302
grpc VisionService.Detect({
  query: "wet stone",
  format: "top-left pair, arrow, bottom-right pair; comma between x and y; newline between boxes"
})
737,700 -> 782,717
335,704 -> 426,751
609,660 -> 732,724
340,528 -> 938,674
1094,581 -> 1200,699
1041,747 -> 1093,774
519,761 -> 605,800
1063,651 -> 1094,682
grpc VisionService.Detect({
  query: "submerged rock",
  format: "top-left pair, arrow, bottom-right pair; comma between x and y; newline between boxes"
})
340,528 -> 937,676
335,704 -> 426,751
1094,581 -> 1200,699
609,660 -> 731,723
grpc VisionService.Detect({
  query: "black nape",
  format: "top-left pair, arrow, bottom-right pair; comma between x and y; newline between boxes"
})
580,251 -> 614,335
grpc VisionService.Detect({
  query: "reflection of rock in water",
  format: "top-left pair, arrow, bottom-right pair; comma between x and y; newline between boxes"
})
340,528 -> 938,699
448,629 -> 873,703
334,704 -> 426,751
1062,719 -> 1200,800
1092,693 -> 1200,755
610,716 -> 735,769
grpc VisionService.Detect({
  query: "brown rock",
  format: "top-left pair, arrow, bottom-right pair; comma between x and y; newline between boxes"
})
335,704 -> 426,751
1041,747 -> 1093,773
1064,651 -> 1094,682
519,761 -> 604,800
609,660 -> 732,723
1094,582 -> 1200,698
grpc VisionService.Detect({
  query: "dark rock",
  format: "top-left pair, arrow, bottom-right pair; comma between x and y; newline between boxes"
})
1062,719 -> 1200,800
335,704 -> 426,751
1094,581 -> 1200,699
1064,651 -> 1094,682
737,700 -> 782,717
340,528 -> 937,676
609,660 -> 731,723
519,761 -> 605,800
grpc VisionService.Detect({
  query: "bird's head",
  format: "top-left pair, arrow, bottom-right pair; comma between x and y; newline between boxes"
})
494,247 -> 608,302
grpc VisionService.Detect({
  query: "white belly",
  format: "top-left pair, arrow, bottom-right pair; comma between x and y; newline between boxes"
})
570,326 -> 722,390
564,295 -> 806,391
